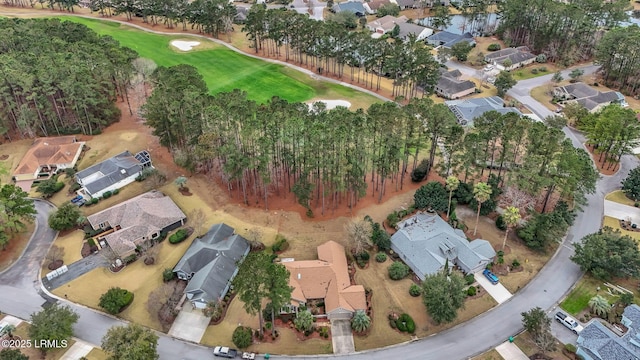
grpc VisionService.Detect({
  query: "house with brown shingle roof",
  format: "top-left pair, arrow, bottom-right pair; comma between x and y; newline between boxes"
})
88,190 -> 186,259
282,241 -> 366,321
13,136 -> 85,189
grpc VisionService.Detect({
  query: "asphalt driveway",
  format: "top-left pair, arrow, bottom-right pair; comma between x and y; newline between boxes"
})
331,319 -> 355,354
42,252 -> 108,291
603,199 -> 640,224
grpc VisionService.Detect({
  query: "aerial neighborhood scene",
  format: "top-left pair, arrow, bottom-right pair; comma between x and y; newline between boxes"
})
2,0 -> 640,359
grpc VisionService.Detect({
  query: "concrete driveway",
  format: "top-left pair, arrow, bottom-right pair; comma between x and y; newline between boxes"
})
475,271 -> 513,304
168,306 -> 210,343
603,199 -> 640,224
495,341 -> 528,360
331,320 -> 355,354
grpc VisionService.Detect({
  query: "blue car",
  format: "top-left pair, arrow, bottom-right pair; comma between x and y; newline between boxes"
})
70,195 -> 83,203
483,269 -> 499,285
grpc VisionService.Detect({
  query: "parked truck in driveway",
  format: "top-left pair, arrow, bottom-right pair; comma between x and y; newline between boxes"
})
555,311 -> 584,334
213,346 -> 237,358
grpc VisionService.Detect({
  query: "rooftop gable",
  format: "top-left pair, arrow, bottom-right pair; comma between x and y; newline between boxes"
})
14,136 -> 84,176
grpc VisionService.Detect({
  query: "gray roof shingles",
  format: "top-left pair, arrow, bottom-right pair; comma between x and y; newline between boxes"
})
174,225 -> 250,305
578,305 -> 640,360
333,1 -> 366,14
76,150 -> 145,196
445,96 -> 522,125
390,213 -> 495,279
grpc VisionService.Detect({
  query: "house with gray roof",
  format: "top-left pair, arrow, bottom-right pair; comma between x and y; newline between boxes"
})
393,0 -> 417,9
484,47 -> 536,71
332,1 -> 366,16
426,31 -> 475,49
445,96 -> 522,126
88,190 -> 186,259
554,82 -> 628,113
577,304 -> 640,360
173,224 -> 250,309
397,22 -> 433,42
435,69 -> 476,99
390,212 -> 496,280
75,150 -> 152,198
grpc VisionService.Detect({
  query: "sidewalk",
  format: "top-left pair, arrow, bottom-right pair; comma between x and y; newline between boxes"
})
495,341 -> 529,360
60,339 -> 94,360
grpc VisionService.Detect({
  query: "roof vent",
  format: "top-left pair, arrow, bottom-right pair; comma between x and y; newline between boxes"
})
120,169 -> 126,174
297,273 -> 301,280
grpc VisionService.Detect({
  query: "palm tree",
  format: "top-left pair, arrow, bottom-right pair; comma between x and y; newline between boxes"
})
351,310 -> 371,333
589,295 -> 610,317
0,324 -> 15,339
446,176 -> 460,219
502,206 -> 521,250
473,182 -> 492,236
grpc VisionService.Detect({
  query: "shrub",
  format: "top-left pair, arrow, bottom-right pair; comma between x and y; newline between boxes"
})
396,313 -> 415,333
512,259 -> 521,268
409,284 -> 422,297
387,212 -> 400,228
389,319 -> 397,329
487,43 -> 501,51
535,54 -> 547,63
48,203 -> 82,231
531,68 -> 539,74
102,191 -> 112,199
464,274 -> 475,285
124,254 -> 137,264
388,261 -> 410,280
375,252 -> 387,262
371,222 -> 391,251
565,343 -> 577,354
319,326 -> 329,338
272,235 -> 289,252
37,179 -> 65,197
453,182 -> 474,205
411,159 -> 430,182
232,326 -> 253,349
538,66 -> 547,72
112,188 -> 120,195
91,197 -> 99,205
414,181 -> 448,212
467,286 -> 477,296
357,252 -> 370,261
168,229 -> 188,244
495,215 -> 507,230
87,238 -> 96,247
162,268 -> 175,282
99,287 -> 134,314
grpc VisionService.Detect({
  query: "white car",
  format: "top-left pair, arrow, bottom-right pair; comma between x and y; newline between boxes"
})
555,312 -> 584,334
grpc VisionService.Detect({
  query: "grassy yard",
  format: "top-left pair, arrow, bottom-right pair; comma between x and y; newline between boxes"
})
513,331 -> 569,359
85,348 -> 109,360
605,190 -> 636,207
471,349 -> 505,360
0,139 -> 32,184
10,322 -> 75,360
559,276 -> 620,316
530,84 -> 558,111
41,230 -> 85,277
52,16 -> 379,107
512,64 -> 557,81
603,216 -> 640,242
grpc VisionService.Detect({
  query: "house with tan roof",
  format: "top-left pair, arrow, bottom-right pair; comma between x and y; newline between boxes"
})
88,190 -> 186,259
13,136 -> 85,190
366,15 -> 408,34
282,241 -> 366,321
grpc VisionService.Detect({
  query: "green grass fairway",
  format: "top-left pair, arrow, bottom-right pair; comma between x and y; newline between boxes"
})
54,16 -> 381,107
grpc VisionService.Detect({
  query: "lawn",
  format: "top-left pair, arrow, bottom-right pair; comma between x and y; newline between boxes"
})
0,139 -> 32,184
559,276 -> 618,316
41,230 -> 85,277
512,65 -> 555,81
471,349 -> 505,360
513,331 -> 568,359
605,190 -> 636,207
603,216 -> 640,242
530,84 -> 558,111
52,16 -> 380,107
85,348 -> 109,360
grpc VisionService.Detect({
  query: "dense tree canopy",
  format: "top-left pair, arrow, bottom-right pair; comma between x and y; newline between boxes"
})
48,203 -> 82,231
622,167 -> 640,201
595,25 -> 640,96
0,18 -> 137,138
572,227 -> 640,280
101,323 -> 159,360
497,0 -> 628,64
422,270 -> 466,324
29,304 -> 79,354
0,184 -> 36,249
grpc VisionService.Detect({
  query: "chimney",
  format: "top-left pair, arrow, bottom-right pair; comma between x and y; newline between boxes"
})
297,273 -> 301,280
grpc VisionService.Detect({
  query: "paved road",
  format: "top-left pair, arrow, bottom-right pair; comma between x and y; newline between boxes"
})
0,16 -> 637,358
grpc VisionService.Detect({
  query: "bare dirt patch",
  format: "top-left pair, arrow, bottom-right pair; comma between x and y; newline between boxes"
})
0,223 -> 35,273
584,143 -> 618,175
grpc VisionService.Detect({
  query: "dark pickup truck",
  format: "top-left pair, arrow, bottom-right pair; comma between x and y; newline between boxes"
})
213,346 -> 238,358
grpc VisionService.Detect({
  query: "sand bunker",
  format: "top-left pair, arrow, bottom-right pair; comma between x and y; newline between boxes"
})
307,100 -> 352,111
170,40 -> 201,51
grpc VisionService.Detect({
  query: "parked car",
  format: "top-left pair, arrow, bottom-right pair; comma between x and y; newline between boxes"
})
242,353 -> 256,360
70,195 -> 83,203
213,346 -> 237,358
483,269 -> 499,285
555,311 -> 584,334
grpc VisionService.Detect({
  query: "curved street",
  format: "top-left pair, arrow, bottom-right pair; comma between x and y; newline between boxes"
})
0,13 -> 636,357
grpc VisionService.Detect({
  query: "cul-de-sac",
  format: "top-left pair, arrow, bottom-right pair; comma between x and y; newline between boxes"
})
1,0 -> 640,359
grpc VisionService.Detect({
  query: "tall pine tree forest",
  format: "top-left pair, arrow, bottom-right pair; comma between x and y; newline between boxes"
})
143,65 -> 597,215
0,18 -> 137,139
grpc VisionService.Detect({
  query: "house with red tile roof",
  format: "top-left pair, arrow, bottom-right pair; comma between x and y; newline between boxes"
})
282,241 -> 367,321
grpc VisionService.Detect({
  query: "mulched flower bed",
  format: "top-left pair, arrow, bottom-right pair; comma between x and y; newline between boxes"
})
178,187 -> 193,196
48,260 -> 63,270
